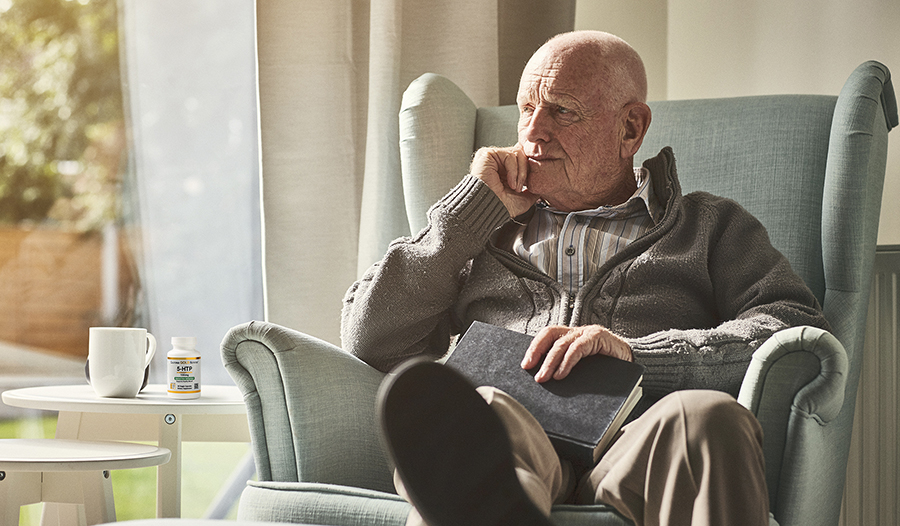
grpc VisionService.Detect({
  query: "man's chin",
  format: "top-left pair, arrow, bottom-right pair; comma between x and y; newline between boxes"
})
523,174 -> 554,200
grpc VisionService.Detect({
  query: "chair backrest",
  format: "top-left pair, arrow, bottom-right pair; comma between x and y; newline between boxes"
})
399,62 -> 896,525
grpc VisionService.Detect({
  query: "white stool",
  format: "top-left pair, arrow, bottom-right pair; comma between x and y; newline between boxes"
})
0,439 -> 170,526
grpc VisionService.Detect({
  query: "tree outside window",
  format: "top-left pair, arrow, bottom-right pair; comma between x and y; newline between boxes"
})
0,0 -> 138,358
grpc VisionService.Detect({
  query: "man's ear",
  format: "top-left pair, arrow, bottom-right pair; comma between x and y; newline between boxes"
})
619,102 -> 652,159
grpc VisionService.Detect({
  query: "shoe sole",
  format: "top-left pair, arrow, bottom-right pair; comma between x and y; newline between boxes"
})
378,358 -> 552,526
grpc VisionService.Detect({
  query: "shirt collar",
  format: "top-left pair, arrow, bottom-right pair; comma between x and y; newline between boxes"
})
537,167 -> 662,224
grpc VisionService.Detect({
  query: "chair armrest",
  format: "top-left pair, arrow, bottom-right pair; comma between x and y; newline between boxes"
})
738,326 -> 848,421
221,321 -> 395,493
736,326 -> 849,517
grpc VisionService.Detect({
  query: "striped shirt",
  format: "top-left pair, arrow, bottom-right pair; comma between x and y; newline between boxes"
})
505,168 -> 662,297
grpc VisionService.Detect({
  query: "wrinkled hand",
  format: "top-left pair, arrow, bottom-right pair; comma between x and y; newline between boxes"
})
521,325 -> 633,383
470,145 -> 539,218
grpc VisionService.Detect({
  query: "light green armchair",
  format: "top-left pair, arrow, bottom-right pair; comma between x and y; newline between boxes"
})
221,61 -> 896,526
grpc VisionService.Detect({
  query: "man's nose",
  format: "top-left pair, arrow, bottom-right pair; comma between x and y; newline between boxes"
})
521,106 -> 553,143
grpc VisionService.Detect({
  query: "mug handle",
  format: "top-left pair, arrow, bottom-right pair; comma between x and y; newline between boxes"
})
144,333 -> 157,367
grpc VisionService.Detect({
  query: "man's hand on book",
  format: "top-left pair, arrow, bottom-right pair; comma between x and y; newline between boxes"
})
521,325 -> 633,383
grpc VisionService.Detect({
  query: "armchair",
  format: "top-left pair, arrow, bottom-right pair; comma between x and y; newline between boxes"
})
221,61 -> 896,526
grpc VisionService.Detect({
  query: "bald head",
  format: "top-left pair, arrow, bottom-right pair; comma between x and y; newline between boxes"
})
525,31 -> 647,112
514,30 -> 652,211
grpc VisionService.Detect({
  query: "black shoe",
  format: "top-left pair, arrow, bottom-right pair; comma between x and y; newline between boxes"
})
377,358 -> 552,526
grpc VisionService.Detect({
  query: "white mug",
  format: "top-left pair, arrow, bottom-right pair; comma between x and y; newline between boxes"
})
88,327 -> 157,398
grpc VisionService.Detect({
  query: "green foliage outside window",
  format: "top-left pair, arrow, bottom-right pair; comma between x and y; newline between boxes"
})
0,0 -> 124,231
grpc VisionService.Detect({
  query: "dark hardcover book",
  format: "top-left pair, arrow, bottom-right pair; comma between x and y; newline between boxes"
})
445,321 -> 644,469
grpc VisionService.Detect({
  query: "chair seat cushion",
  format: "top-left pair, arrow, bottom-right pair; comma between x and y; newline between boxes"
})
236,481 -> 636,526
238,481 -> 410,526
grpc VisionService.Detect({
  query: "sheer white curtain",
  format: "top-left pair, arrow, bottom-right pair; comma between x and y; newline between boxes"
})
258,0 -> 574,344
121,0 -> 263,383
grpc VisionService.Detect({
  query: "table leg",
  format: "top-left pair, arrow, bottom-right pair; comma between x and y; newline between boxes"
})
78,471 -> 115,525
42,471 -> 110,526
0,471 -> 41,526
157,413 -> 182,518
43,413 -> 86,526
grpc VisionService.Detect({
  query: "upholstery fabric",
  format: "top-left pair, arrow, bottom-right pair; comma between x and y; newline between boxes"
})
236,481 -> 636,526
640,95 -> 836,304
399,73 -> 478,235
221,322 -> 394,493
737,326 -> 848,509
223,61 -> 895,526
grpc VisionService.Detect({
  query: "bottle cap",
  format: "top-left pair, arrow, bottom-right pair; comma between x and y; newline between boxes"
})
171,336 -> 197,348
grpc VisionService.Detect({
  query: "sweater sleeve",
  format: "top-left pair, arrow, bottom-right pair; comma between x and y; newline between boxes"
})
626,196 -> 831,399
341,176 -> 511,372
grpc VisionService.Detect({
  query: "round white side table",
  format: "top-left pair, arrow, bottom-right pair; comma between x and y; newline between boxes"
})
2,384 -> 249,523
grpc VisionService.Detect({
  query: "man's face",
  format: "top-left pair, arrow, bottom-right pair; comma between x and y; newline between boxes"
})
516,48 -> 633,212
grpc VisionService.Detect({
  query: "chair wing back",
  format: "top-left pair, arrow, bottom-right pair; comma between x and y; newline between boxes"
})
640,95 -> 836,303
399,73 -> 478,235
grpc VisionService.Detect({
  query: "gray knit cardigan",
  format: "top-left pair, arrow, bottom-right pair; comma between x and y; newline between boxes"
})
341,147 -> 829,404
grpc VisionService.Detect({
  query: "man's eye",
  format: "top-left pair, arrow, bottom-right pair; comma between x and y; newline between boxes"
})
554,106 -> 579,125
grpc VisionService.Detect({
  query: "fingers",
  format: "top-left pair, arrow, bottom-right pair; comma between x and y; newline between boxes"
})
471,146 -> 525,188
501,148 -> 525,192
535,328 -> 587,382
508,144 -> 529,192
522,325 -> 633,383
521,326 -> 565,370
470,147 -> 510,181
470,145 -> 537,217
549,334 -> 594,381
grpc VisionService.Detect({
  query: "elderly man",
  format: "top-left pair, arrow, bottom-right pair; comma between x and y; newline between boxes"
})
341,30 -> 829,526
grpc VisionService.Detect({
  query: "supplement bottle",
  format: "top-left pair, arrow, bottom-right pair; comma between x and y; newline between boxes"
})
167,337 -> 201,399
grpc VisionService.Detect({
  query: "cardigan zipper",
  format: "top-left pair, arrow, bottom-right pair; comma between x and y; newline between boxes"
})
564,295 -> 576,325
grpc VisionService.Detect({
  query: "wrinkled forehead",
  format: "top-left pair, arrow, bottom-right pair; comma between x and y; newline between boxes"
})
518,53 -> 607,109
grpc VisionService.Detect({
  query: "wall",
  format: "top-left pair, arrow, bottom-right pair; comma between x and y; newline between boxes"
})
575,0 -> 668,102
577,0 -> 899,245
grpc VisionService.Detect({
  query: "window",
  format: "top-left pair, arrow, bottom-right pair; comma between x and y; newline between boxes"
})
1,0 -> 262,521
0,0 -> 135,362
0,0 -> 262,387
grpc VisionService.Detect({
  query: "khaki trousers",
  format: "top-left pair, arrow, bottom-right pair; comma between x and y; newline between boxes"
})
398,388 -> 769,526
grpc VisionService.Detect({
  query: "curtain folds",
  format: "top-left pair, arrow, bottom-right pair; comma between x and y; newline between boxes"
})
359,0 -> 501,276
258,0 -> 574,344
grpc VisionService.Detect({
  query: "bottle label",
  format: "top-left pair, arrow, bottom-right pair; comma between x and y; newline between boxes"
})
168,356 -> 201,394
